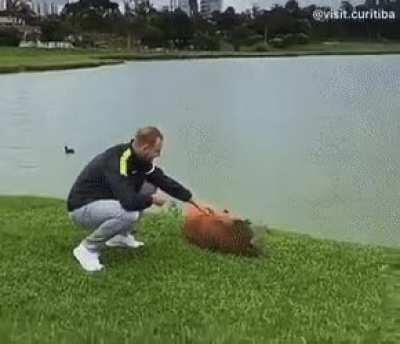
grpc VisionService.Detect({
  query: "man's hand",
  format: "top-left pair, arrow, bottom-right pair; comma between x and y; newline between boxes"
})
188,198 -> 215,215
151,194 -> 168,207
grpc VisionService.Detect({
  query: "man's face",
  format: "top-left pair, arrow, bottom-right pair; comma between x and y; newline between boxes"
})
136,138 -> 163,163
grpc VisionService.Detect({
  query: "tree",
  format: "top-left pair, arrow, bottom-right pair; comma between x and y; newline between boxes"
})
268,5 -> 298,36
229,25 -> 255,51
5,0 -> 35,23
40,19 -> 74,42
192,32 -> 220,50
212,6 -> 241,36
169,9 -> 194,48
142,25 -> 164,48
250,9 -> 269,43
0,27 -> 23,46
62,0 -> 120,18
118,0 -> 162,49
61,0 -> 121,32
285,0 -> 299,14
340,1 -> 353,13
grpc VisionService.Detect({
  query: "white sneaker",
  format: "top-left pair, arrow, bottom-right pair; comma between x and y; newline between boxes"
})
73,244 -> 104,272
106,234 -> 144,248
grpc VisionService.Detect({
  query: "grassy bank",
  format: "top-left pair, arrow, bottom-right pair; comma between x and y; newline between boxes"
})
1,41 -> 400,74
381,248 -> 400,343
0,47 -> 123,74
0,195 -> 392,343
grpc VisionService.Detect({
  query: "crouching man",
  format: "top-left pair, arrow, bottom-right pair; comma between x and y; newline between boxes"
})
67,126 -> 204,272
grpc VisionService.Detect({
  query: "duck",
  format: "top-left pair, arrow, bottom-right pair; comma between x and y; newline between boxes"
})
64,145 -> 75,154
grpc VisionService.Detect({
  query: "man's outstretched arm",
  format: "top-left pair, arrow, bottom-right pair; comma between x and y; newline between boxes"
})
146,166 -> 214,214
145,166 -> 192,202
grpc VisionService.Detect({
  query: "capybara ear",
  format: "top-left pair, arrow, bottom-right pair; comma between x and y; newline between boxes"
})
223,209 -> 229,214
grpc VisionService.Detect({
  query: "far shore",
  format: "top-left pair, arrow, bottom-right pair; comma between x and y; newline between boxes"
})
1,41 -> 400,74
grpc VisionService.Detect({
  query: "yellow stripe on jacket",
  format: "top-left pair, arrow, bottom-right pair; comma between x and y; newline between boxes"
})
120,148 -> 131,177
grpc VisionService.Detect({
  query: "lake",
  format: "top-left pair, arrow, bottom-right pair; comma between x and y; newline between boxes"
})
1,55 -> 399,247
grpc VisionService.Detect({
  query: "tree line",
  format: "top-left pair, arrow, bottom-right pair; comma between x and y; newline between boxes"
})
1,0 -> 400,49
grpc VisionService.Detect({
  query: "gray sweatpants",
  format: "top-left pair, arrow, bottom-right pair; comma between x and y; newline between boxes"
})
69,182 -> 157,251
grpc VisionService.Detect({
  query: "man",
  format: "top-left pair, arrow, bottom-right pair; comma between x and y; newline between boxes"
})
67,126 -> 207,272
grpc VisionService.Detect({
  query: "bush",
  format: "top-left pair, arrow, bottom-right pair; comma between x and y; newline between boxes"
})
40,19 -> 70,42
0,28 -> 23,47
245,34 -> 264,46
252,42 -> 269,52
269,37 -> 285,48
73,33 -> 95,48
192,32 -> 220,51
142,25 -> 165,48
269,33 -> 309,48
282,33 -> 296,45
295,32 -> 310,44
230,26 -> 255,51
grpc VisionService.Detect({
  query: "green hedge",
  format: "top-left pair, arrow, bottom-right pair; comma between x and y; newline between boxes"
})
0,28 -> 23,47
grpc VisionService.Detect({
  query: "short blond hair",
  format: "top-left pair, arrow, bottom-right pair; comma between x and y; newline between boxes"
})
134,126 -> 163,146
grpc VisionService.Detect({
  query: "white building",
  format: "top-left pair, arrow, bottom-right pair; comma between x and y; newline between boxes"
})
200,0 -> 222,17
170,0 -> 198,16
170,0 -> 177,11
0,0 -> 7,11
133,0 -> 150,8
177,0 -> 190,15
42,1 -> 49,15
32,1 -> 40,15
50,2 -> 57,15
0,16 -> 26,25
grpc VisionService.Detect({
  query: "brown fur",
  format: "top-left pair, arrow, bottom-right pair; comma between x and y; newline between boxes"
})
183,205 -> 262,257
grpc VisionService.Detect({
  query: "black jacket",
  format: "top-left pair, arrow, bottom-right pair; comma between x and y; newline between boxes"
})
67,142 -> 192,212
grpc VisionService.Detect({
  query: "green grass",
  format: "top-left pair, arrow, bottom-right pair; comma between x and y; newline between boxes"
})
0,47 -> 96,65
0,47 -> 122,73
1,41 -> 400,74
274,41 -> 400,53
0,195 -> 392,343
381,248 -> 400,343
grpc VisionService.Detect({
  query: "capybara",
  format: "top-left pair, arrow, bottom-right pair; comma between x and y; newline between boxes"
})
183,205 -> 265,257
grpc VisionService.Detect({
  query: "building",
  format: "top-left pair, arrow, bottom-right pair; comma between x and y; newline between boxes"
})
32,1 -> 40,15
0,0 -> 7,11
177,0 -> 190,15
189,0 -> 198,15
0,16 -> 26,26
133,0 -> 150,8
200,0 -> 222,17
42,1 -> 49,15
50,2 -> 57,15
170,0 -> 198,16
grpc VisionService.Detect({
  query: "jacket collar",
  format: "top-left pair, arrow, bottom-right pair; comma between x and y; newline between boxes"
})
126,141 -> 154,175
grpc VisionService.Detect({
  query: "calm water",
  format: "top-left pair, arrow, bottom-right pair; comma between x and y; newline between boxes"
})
1,56 -> 399,247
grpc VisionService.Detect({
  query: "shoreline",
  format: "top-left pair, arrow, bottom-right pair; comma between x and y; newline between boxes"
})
0,59 -> 123,74
1,48 -> 400,74
97,49 -> 400,60
0,194 -> 396,249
